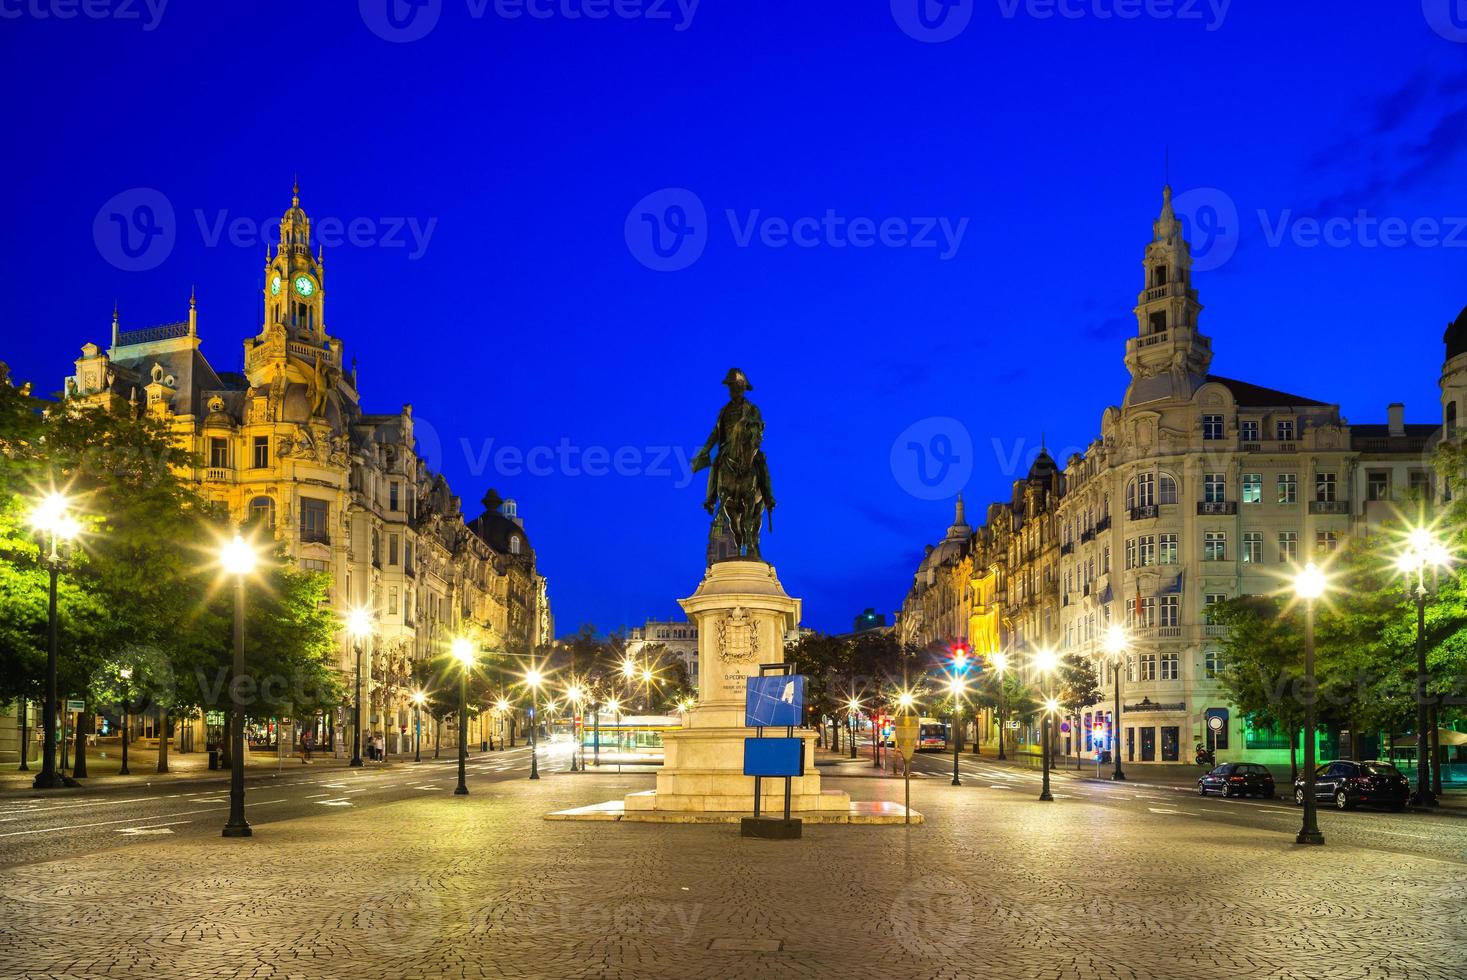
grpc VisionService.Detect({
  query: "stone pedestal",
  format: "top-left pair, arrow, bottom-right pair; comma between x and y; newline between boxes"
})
623,560 -> 850,814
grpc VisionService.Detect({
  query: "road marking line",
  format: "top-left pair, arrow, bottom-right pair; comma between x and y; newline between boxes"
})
117,820 -> 192,835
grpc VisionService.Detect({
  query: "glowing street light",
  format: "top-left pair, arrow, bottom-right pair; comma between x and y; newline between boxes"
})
1102,624 -> 1129,781
220,532 -> 260,837
345,607 -> 373,768
118,666 -> 132,776
29,491 -> 81,791
1293,563 -> 1327,845
846,697 -> 862,760
452,638 -> 476,796
1396,528 -> 1451,808
990,650 -> 1011,761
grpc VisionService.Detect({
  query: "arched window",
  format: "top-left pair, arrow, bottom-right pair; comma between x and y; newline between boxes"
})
1159,473 -> 1179,505
247,496 -> 275,530
509,535 -> 522,555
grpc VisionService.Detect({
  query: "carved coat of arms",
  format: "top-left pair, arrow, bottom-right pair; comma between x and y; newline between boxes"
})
717,606 -> 760,664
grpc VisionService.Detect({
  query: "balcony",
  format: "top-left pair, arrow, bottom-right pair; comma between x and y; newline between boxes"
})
1309,500 -> 1350,515
300,529 -> 331,546
1080,529 -> 1095,543
1240,442 -> 1261,452
404,562 -> 417,578
1129,505 -> 1158,521
1197,501 -> 1237,516
1095,516 -> 1111,533
1203,624 -> 1228,637
1060,542 -> 1074,556
205,467 -> 233,483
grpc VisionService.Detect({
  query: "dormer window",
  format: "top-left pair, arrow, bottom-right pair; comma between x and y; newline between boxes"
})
509,535 -> 521,556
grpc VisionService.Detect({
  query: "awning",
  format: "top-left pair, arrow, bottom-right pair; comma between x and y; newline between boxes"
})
1389,729 -> 1467,748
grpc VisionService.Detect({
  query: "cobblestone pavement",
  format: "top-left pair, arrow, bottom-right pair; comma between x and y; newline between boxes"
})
1,770 -> 1463,980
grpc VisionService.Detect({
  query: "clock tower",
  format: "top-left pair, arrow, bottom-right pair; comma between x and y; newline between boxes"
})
263,180 -> 326,341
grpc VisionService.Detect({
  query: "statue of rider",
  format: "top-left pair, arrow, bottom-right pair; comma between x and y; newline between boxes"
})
691,368 -> 775,561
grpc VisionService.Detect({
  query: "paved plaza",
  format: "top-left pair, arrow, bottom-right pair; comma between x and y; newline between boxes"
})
1,767 -> 1463,980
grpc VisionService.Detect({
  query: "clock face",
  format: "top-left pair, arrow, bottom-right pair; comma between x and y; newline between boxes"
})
292,275 -> 316,298
270,275 -> 281,296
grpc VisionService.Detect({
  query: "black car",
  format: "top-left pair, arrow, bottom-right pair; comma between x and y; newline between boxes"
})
1293,760 -> 1410,811
1198,762 -> 1275,798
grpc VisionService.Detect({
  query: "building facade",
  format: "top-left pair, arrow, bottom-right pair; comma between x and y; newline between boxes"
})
625,619 -> 700,690
61,186 -> 551,757
899,186 -> 1444,765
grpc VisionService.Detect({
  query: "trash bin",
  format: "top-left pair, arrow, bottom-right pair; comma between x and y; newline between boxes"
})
208,748 -> 219,770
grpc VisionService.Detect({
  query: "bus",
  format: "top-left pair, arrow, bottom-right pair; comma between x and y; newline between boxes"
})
918,718 -> 949,752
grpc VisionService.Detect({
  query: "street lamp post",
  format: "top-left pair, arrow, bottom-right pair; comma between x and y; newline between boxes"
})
30,493 -> 79,790
1034,649 -> 1058,803
1039,697 -> 1058,802
411,691 -> 425,763
118,666 -> 132,776
949,677 -> 965,786
992,652 -> 1009,761
1295,563 -> 1326,846
567,686 -> 583,772
452,639 -> 475,795
346,609 -> 371,768
221,534 -> 257,838
1397,529 -> 1449,808
847,700 -> 861,760
527,669 -> 543,780
1103,625 -> 1128,781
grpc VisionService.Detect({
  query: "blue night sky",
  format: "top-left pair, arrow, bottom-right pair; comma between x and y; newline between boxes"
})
2,2 -> 1465,635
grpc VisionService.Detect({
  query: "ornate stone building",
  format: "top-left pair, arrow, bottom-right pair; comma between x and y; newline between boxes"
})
65,185 -> 551,755
899,186 -> 1442,765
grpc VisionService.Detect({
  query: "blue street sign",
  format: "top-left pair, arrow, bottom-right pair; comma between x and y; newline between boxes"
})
743,737 -> 804,778
745,675 -> 806,728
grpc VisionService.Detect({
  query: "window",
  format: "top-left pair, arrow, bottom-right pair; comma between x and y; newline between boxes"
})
1202,414 -> 1224,440
1204,648 -> 1226,678
1242,532 -> 1263,564
1276,418 -> 1295,441
1204,593 -> 1228,624
1137,535 -> 1156,567
300,558 -> 327,573
510,535 -> 522,556
1204,474 -> 1227,503
1158,474 -> 1178,505
252,436 -> 269,469
1367,471 -> 1390,502
300,498 -> 329,544
390,482 -> 400,511
1315,472 -> 1337,503
1240,420 -> 1259,442
1139,653 -> 1158,681
1204,531 -> 1227,562
248,496 -> 275,530
1102,546 -> 1111,573
1242,473 -> 1262,504
1158,533 -> 1178,565
1134,474 -> 1155,508
389,533 -> 400,566
388,586 -> 399,616
372,530 -> 381,566
1450,402 -> 1459,440
1125,538 -> 1136,569
1409,470 -> 1431,498
1159,595 -> 1179,628
1316,530 -> 1338,554
405,541 -> 414,572
1160,651 -> 1180,680
1277,473 -> 1298,504
209,437 -> 229,468
1278,531 -> 1298,563
1134,597 -> 1157,629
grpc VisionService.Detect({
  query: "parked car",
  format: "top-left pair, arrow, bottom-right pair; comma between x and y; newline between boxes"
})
1293,760 -> 1410,811
1198,762 -> 1275,798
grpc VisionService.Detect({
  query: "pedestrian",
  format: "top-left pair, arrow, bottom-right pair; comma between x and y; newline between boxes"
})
374,733 -> 385,762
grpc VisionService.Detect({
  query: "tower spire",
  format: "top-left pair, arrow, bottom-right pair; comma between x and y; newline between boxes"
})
292,175 -> 300,207
188,286 -> 198,337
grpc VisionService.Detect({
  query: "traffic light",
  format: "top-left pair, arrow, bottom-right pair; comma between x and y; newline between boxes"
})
951,641 -> 970,673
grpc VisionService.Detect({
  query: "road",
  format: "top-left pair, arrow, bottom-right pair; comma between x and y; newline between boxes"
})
901,745 -> 1467,864
0,744 -> 545,868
